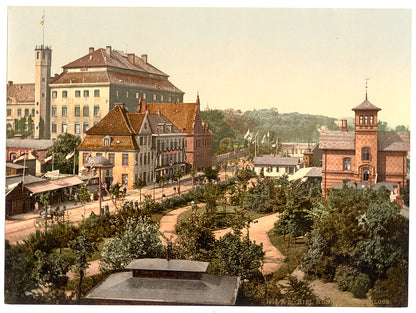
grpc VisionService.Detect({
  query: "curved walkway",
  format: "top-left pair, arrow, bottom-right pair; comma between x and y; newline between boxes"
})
158,207 -> 285,275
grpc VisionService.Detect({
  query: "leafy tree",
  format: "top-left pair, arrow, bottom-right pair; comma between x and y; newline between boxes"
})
69,234 -> 98,302
133,178 -> 146,204
48,133 -> 81,174
174,168 -> 184,194
175,210 -> 216,261
31,250 -> 74,303
203,166 -> 219,182
100,217 -> 165,272
216,137 -> 235,155
281,275 -> 329,306
189,168 -> 197,189
209,232 -> 264,280
77,185 -> 91,218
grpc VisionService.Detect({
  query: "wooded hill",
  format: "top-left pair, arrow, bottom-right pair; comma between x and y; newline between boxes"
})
201,108 -> 341,155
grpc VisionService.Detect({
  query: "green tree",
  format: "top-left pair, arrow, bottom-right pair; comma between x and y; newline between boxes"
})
174,168 -> 184,194
100,217 -> 165,272
189,168 -> 197,189
209,232 -> 264,281
77,185 -> 91,218
48,133 -> 81,174
69,234 -> 98,302
203,166 -> 219,182
281,275 -> 329,306
175,210 -> 216,261
133,178 -> 146,204
216,137 -> 234,155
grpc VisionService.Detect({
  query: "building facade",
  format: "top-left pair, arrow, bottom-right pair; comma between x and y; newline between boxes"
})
78,103 -> 186,190
49,46 -> 184,140
319,98 -> 410,197
138,95 -> 212,172
252,154 -> 300,177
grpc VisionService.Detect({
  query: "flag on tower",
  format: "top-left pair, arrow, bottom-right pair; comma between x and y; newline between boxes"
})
40,13 -> 45,26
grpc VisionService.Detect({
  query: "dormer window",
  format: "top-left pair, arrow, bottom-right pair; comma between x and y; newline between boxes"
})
103,135 -> 112,146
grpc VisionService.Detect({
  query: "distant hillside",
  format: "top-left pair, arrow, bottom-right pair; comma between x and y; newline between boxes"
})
201,108 -> 340,155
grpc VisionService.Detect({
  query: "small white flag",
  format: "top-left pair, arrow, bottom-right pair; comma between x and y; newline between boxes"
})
244,129 -> 250,140
66,151 -> 75,160
13,153 -> 27,163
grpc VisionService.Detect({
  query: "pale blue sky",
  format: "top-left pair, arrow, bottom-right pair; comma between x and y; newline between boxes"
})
6,4 -> 412,128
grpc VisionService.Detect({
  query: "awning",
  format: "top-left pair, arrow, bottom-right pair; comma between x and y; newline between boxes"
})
24,176 -> 84,195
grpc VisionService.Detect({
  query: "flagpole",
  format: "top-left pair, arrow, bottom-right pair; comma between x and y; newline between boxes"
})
52,153 -> 54,172
22,154 -> 26,192
73,149 -> 76,175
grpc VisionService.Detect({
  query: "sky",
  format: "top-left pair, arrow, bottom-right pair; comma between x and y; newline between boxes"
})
5,2 -> 413,128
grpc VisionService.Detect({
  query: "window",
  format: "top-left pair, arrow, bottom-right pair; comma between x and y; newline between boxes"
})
153,94 -> 157,101
161,95 -> 164,101
103,136 -> 111,146
94,106 -> 100,117
143,93 -> 146,100
51,106 -> 57,117
74,122 -> 80,134
362,147 -> 370,161
32,108 -> 35,116
169,96 -> 172,102
370,116 -> 374,124
343,158 -> 351,171
10,152 -> 17,161
62,122 -> 67,133
82,153 -> 89,164
359,115 -> 363,124
108,153 -> 115,164
122,153 -> 129,165
75,105 -> 80,116
83,90 -> 89,97
136,92 -> 139,99
52,91 -> 57,98
75,90 -> 81,97
62,91 -> 67,98
24,108 -> 29,116
51,122 -> 57,133
126,91 -> 129,98
364,116 -> 368,124
83,105 -> 89,117
122,174 -> 128,186
362,169 -> 370,182
7,108 -> 11,116
83,122 -> 89,133
94,90 -> 100,97
17,108 -> 22,116
62,106 -> 67,117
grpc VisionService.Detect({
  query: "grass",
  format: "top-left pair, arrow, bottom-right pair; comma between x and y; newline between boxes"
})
178,205 -> 268,230
268,230 -> 308,280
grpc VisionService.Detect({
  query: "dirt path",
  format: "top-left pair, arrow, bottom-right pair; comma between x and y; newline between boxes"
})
158,206 -> 192,243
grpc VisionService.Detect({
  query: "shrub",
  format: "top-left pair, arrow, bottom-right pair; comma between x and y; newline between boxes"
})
334,265 -> 358,291
350,273 -> 371,298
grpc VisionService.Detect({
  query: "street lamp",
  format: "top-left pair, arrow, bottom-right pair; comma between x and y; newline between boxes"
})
190,200 -> 196,212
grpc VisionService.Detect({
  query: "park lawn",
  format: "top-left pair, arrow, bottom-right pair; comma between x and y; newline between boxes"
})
268,230 -> 308,280
178,205 -> 268,230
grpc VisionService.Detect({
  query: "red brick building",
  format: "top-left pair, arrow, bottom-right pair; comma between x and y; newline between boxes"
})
138,95 -> 212,172
319,98 -> 409,197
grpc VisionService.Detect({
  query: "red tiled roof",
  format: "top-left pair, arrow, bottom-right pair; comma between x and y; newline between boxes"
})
144,102 -> 197,133
78,134 -> 139,151
7,83 -> 35,104
86,105 -> 137,135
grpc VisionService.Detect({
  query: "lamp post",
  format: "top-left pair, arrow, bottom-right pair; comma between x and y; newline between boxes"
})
191,200 -> 196,212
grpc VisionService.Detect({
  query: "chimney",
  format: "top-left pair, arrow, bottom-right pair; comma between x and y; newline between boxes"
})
106,46 -> 112,56
128,53 -> 135,64
115,102 -> 125,109
89,47 -> 94,54
341,120 -> 348,132
14,134 -> 24,140
141,54 -> 148,63
7,81 -> 13,87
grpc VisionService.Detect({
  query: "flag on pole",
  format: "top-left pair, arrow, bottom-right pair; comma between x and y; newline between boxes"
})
66,150 -> 75,160
40,13 -> 45,26
13,153 -> 27,163
44,155 -> 52,163
261,135 -> 266,144
244,129 -> 250,140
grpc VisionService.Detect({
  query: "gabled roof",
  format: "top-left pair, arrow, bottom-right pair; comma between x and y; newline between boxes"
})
7,83 -> 35,104
319,130 -> 355,150
86,105 -> 137,135
352,99 -> 381,111
253,154 -> 299,166
143,102 -> 198,133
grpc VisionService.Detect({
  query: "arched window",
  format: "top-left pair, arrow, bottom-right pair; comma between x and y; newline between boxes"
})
370,115 -> 374,124
103,135 -> 112,146
359,115 -> 363,124
362,169 -> 370,182
364,116 -> 368,124
343,158 -> 351,170
10,152 -> 17,161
